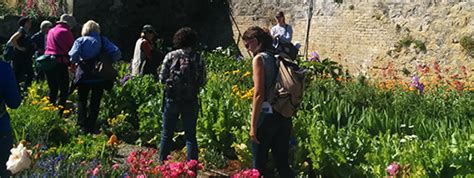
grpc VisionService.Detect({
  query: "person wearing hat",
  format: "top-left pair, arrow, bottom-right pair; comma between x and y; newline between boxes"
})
44,14 -> 76,109
271,11 -> 293,44
31,20 -> 53,80
7,16 -> 34,93
131,24 -> 163,76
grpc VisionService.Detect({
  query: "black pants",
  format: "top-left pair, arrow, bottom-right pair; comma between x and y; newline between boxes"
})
45,63 -> 69,107
252,112 -> 294,178
12,52 -> 34,93
77,83 -> 104,134
0,132 -> 13,177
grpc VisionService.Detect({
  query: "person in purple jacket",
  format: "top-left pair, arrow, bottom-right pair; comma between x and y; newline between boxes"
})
0,60 -> 22,177
69,20 -> 121,134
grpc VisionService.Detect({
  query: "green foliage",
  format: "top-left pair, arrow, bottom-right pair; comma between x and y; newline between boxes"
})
460,35 -> 474,56
397,36 -> 427,52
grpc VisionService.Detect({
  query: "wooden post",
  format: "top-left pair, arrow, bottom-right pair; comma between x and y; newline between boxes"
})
303,0 -> 313,60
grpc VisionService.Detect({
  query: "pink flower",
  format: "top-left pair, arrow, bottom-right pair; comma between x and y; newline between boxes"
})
92,167 -> 100,176
171,171 -> 179,178
187,170 -> 196,177
137,174 -> 146,178
112,163 -> 120,170
386,162 -> 400,176
187,160 -> 198,168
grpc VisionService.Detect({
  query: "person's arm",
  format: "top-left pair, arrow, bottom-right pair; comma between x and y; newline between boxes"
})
68,39 -> 81,63
9,32 -> 26,51
250,54 -> 265,144
141,40 -> 152,60
103,37 -> 122,61
2,64 -> 22,109
159,53 -> 172,84
286,25 -> 293,42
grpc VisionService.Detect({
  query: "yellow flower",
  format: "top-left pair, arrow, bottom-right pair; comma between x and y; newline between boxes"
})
232,85 -> 238,93
40,96 -> 50,104
63,110 -> 71,115
31,100 -> 39,105
242,72 -> 251,78
231,70 -> 241,75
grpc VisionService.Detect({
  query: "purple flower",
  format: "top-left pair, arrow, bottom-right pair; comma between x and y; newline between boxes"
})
308,51 -> 320,62
410,75 -> 425,94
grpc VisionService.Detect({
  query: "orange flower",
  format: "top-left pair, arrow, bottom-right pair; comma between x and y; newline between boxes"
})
107,134 -> 118,145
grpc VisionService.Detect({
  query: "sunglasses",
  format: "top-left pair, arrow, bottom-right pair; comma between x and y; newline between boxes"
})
244,38 -> 256,49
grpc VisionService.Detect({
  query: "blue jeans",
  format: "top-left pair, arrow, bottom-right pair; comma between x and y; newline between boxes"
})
159,98 -> 199,162
0,132 -> 13,177
252,112 -> 294,178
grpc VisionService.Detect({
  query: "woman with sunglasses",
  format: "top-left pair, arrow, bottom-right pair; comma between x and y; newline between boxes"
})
242,26 -> 294,177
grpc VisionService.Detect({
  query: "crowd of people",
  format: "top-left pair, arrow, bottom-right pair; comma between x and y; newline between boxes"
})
1,11 -> 298,177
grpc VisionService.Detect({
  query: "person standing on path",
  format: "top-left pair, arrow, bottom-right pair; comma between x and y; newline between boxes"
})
243,26 -> 294,177
159,27 -> 206,162
69,20 -> 122,134
8,16 -> 34,93
44,14 -> 76,108
31,20 -> 53,81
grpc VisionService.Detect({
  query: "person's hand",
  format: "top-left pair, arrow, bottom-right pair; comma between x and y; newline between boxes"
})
250,127 -> 260,144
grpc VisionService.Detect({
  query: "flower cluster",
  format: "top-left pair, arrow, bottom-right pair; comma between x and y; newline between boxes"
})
231,169 -> 260,178
158,158 -> 203,178
126,149 -> 157,176
232,85 -> 254,100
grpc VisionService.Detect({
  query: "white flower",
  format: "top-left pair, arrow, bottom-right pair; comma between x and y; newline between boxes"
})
6,143 -> 32,174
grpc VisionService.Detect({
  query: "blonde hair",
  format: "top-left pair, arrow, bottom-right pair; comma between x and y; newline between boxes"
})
81,20 -> 101,36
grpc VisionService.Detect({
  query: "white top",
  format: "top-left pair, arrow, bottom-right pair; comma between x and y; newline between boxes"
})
271,24 -> 293,43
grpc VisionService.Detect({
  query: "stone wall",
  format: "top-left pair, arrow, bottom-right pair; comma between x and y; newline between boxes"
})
230,0 -> 474,81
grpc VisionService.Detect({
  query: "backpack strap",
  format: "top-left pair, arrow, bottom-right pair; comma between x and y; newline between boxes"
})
258,52 -> 279,102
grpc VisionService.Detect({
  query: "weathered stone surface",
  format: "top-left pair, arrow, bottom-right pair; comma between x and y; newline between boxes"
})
231,0 -> 473,82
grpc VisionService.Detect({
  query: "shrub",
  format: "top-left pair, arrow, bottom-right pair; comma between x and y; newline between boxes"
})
460,35 -> 474,56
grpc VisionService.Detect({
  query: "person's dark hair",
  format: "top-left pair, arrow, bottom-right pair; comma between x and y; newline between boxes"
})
242,26 -> 274,54
18,16 -> 30,27
173,27 -> 197,49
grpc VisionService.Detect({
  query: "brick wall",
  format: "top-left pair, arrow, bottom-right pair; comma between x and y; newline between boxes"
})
230,0 -> 473,81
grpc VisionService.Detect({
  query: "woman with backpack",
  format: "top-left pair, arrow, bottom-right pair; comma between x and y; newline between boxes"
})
131,25 -> 164,77
242,26 -> 294,177
158,27 -> 206,162
68,20 -> 121,134
8,16 -> 34,93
